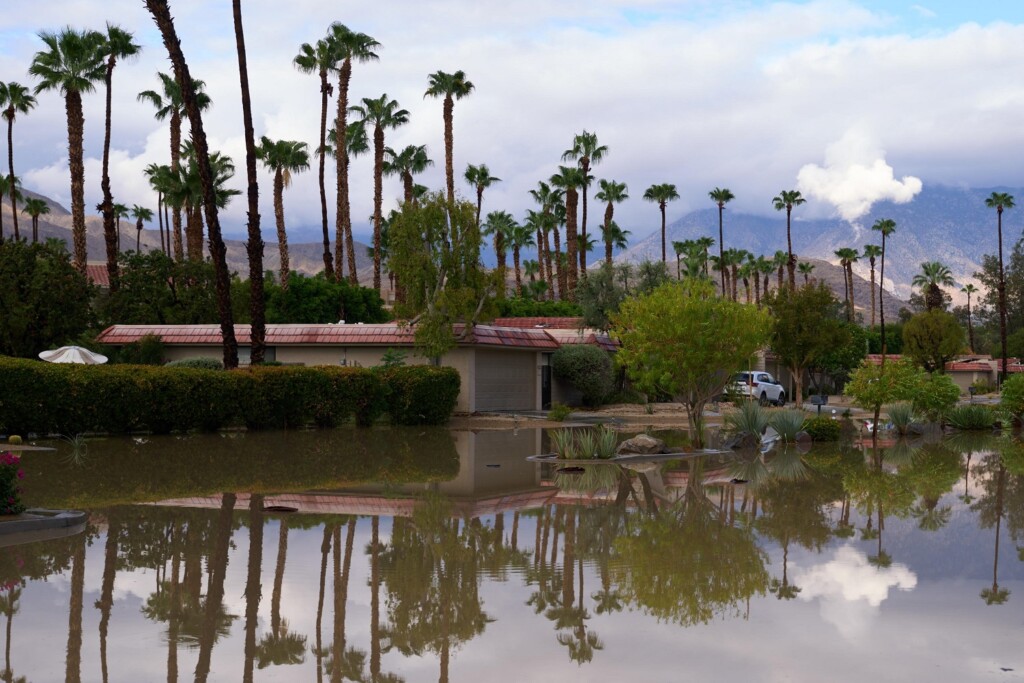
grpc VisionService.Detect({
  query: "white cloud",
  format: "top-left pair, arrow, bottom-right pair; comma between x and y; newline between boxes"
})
796,128 -> 923,222
911,4 -> 937,19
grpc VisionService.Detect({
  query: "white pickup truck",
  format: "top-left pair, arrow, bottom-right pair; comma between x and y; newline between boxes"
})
730,371 -> 787,406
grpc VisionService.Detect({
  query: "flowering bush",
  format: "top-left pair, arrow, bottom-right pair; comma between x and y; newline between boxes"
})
0,451 -> 26,515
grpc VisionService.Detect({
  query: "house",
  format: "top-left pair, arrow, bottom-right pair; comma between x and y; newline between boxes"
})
95,319 -> 616,414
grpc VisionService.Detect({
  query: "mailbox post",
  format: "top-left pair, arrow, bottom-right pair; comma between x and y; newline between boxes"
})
810,394 -> 829,415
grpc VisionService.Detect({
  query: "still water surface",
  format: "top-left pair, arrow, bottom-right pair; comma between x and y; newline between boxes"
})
3,428 -> 1024,682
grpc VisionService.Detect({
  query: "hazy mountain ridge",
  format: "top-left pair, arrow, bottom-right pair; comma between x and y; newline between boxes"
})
619,185 -> 1023,304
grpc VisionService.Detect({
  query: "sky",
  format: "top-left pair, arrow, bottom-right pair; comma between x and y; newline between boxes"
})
2,0 -> 1024,245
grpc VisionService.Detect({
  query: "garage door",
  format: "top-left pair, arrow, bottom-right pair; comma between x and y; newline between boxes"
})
474,350 -> 536,411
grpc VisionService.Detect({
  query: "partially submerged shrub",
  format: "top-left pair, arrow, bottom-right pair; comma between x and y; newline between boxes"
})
0,451 -> 26,515
804,416 -> 840,442
550,425 -> 618,460
548,403 -> 573,422
912,373 -> 960,423
769,409 -> 807,443
886,402 -> 916,436
551,344 -> 614,407
725,400 -> 771,444
1001,374 -> 1024,419
165,357 -> 223,370
946,404 -> 996,431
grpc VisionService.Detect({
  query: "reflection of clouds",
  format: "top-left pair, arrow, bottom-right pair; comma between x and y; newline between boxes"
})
794,545 -> 917,641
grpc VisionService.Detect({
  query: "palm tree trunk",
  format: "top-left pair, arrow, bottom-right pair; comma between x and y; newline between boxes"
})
243,495 -> 264,683
998,207 -> 1009,383
511,511 -> 519,549
565,190 -> 579,299
65,532 -> 86,683
167,531 -> 180,683
330,525 -> 342,683
271,516 -> 288,637
370,517 -> 381,681
513,245 -> 522,296
967,295 -> 975,351
443,94 -> 455,208
754,273 -> 761,306
731,264 -> 739,301
193,493 -> 236,683
869,259 -> 877,327
402,171 -> 414,205
475,186 -> 483,228
156,192 -> 165,253
660,202 -> 667,265
32,214 -> 38,243
233,0 -> 267,364
334,58 -> 351,284
580,159 -> 590,274
65,90 -> 88,273
317,69 -> 334,278
101,56 -> 120,290
186,204 -> 202,260
880,233 -> 888,360
495,231 -> 507,287
372,124 -> 384,292
6,114 -> 19,240
98,517 -> 119,683
786,207 -> 796,289
315,525 -> 331,683
553,223 -> 565,300
848,264 -> 856,321
274,168 -> 290,288
170,111 -> 184,261
718,205 -> 726,297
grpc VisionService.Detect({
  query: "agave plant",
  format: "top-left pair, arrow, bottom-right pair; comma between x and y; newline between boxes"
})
724,401 -> 770,446
549,429 -> 578,459
946,404 -> 996,431
886,402 -> 916,436
769,410 -> 807,443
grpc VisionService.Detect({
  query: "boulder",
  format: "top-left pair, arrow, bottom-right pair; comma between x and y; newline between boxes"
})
795,431 -> 813,445
616,434 -> 665,455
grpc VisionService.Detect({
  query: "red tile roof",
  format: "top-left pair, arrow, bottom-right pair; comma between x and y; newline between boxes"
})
492,317 -> 583,329
946,362 -> 992,372
86,264 -> 109,288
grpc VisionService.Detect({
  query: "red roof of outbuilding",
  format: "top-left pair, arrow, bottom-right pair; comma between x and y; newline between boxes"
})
86,264 -> 109,288
491,317 -> 583,329
946,362 -> 992,372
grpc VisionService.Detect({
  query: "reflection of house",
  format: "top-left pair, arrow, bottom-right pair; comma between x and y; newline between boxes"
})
96,319 -> 616,413
150,429 -> 556,518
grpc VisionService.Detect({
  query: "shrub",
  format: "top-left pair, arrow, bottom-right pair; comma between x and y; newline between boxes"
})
0,451 -> 26,515
769,409 -> 807,443
946,404 -> 996,431
971,378 -> 998,395
551,345 -> 614,406
375,366 -> 461,426
549,425 -> 617,459
886,402 -> 916,436
1001,374 -> 1024,419
725,401 -> 770,445
116,334 -> 165,365
912,372 -> 960,423
165,357 -> 223,370
804,416 -> 841,442
548,403 -> 573,422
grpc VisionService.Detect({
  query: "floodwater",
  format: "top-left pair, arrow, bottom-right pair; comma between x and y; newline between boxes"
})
3,427 -> 1024,682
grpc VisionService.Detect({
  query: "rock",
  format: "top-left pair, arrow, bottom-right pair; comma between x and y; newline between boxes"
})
726,433 -> 761,451
795,431 -> 812,445
616,434 -> 665,455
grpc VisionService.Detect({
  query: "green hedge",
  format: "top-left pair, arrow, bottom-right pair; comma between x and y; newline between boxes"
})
0,357 -> 460,435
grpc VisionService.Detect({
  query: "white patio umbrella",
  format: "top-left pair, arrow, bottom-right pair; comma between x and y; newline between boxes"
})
38,346 -> 109,365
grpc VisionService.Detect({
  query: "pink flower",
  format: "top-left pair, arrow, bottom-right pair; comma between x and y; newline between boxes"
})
16,470 -> 24,479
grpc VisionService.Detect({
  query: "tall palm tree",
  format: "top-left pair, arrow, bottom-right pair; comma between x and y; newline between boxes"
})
424,70 -> 474,208
328,24 -> 380,284
603,220 -> 630,266
797,261 -> 815,285
384,144 -> 432,205
0,175 -> 20,242
986,192 -> 1014,382
146,0 -> 240,368
483,209 -> 516,290
834,247 -> 858,321
912,261 -> 954,312
643,183 -> 679,266
96,24 -> 141,291
871,218 -> 897,363
551,166 -> 587,297
21,196 -> 49,243
131,205 -> 153,252
772,189 -> 806,289
562,131 -> 608,273
143,162 -> 175,254
464,163 -> 500,228
0,82 -> 36,240
256,137 -> 310,289
756,255 -> 774,302
350,94 -> 409,292
530,181 -> 564,299
294,36 -> 338,278
112,202 -> 129,253
29,27 -> 105,272
232,0 -> 268,364
509,219 -> 536,296
595,179 -> 628,266
708,187 -> 735,297
962,283 -> 979,352
862,244 -> 883,326
773,249 -> 788,292
137,71 -> 211,262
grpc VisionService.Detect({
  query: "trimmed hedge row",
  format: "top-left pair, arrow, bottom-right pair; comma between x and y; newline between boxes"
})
0,357 -> 460,435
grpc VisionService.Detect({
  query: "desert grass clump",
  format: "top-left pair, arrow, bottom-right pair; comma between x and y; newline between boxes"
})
946,404 -> 995,431
886,402 -> 916,436
550,425 -> 619,460
725,400 -> 770,445
769,409 -> 807,443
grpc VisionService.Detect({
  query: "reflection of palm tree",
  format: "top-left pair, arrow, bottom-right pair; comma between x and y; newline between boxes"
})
768,538 -> 801,600
979,463 -> 1011,605
195,493 -> 238,683
65,532 -> 86,683
314,524 -> 332,683
96,516 -> 120,683
911,498 -> 952,532
242,495 -> 264,682
0,586 -> 21,683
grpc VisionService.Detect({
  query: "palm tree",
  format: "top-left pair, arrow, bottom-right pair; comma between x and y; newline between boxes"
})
756,255 -> 774,302
131,205 -> 153,252
739,260 -> 754,303
709,187 -> 735,297
871,218 -> 897,363
328,24 -> 380,285
509,219 -> 536,297
294,36 -> 338,278
464,163 -> 500,228
113,202 -> 129,252
562,131 -> 608,273
145,0 -> 241,369
834,247 -> 858,321
524,258 -> 540,284
772,190 -> 806,288
0,175 -> 20,241
530,181 -> 564,299
424,70 -> 474,208
845,248 -> 860,320
21,196 -> 49,243
551,166 -> 587,297
95,24 -> 142,290
143,162 -> 174,254
137,71 -> 212,262
0,82 -> 36,240
384,144 -> 432,205
773,249 -> 788,292
797,261 -> 815,284
643,183 -> 679,266
256,137 -> 310,289
862,244 -> 883,326
912,261 -> 954,312
986,192 -> 1014,382
29,28 -> 105,272
595,179 -> 628,267
483,209 -> 516,290
696,236 -> 715,277
962,283 -> 979,351
603,220 -> 630,266
350,94 -> 409,292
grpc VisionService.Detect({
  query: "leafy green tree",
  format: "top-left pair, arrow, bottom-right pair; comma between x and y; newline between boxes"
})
765,282 -> 851,407
389,193 -> 499,357
101,251 -> 219,325
902,309 -> 966,373
635,260 -> 670,295
845,358 -> 922,441
0,240 -> 94,357
613,279 -> 771,447
551,345 -> 614,406
912,372 -> 961,423
264,272 -> 387,324
575,262 -> 626,332
815,321 -> 868,392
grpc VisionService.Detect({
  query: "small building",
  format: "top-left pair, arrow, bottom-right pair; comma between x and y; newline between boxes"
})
96,320 -> 616,414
